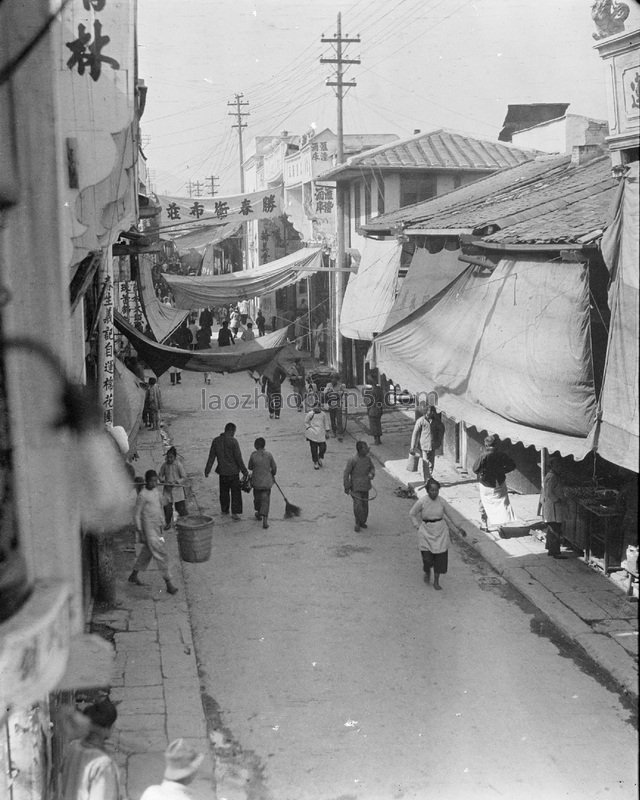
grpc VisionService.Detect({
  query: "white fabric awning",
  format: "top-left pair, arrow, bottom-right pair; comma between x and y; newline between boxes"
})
598,161 -> 639,472
164,248 -> 323,309
339,238 -> 402,340
369,257 -> 598,459
138,257 -> 189,342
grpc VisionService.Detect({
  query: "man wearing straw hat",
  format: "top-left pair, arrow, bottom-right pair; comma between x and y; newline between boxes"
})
140,739 -> 204,799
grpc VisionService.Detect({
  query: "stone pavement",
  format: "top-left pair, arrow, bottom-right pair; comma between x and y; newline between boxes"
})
91,421 -> 214,800
345,404 -> 638,704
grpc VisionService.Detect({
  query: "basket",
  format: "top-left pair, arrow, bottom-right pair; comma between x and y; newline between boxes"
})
176,515 -> 214,563
406,453 -> 419,472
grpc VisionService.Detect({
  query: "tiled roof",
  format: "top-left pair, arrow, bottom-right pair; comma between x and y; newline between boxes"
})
363,154 -> 617,244
318,129 -> 537,178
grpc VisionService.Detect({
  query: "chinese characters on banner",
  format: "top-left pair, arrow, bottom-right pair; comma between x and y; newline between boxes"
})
314,186 -> 334,215
117,280 -> 143,329
100,278 -> 115,425
158,186 -> 284,229
65,0 -> 121,83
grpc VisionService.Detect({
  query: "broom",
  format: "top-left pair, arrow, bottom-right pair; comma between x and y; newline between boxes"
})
273,478 -> 301,518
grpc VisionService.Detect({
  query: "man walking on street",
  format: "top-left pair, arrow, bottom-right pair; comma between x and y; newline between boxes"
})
248,437 -> 277,529
204,422 -> 249,520
217,319 -> 235,347
410,405 -> 445,482
344,441 -> 375,532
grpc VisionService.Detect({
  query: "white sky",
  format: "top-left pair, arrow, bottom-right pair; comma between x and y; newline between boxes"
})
137,0 -> 640,196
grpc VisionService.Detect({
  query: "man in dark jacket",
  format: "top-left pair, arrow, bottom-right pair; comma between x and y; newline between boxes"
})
204,422 -> 249,519
472,434 -> 516,530
217,319 -> 235,347
261,362 -> 287,419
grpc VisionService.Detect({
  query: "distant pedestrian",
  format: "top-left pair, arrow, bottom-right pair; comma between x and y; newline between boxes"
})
140,739 -> 204,800
472,434 -> 517,530
199,307 -> 213,329
204,422 -> 249,520
409,479 -> 450,590
60,699 -> 123,800
261,362 -> 287,419
196,324 -> 212,350
324,374 -> 344,440
248,437 -> 277,529
410,405 -> 445,482
240,322 -> 256,342
288,357 -> 306,412
343,441 -> 375,532
365,375 -> 384,445
159,447 -> 187,529
304,403 -> 330,469
129,470 -> 179,593
255,309 -> 266,336
238,298 -> 250,325
229,310 -> 240,338
188,318 -> 198,350
217,319 -> 234,347
146,377 -> 162,431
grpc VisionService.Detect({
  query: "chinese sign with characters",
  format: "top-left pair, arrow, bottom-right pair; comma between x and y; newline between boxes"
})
99,279 -> 115,426
66,0 -> 121,82
158,186 -> 284,229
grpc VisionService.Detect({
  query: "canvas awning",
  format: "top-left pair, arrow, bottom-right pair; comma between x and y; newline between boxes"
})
339,238 -> 402,340
168,221 -> 242,254
383,245 -> 468,331
138,257 -> 189,342
369,257 -> 598,458
164,248 -> 323,309
598,162 -> 639,472
113,357 -> 145,442
114,311 -> 289,377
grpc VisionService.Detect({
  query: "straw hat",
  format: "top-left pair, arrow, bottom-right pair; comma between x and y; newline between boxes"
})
163,739 -> 204,781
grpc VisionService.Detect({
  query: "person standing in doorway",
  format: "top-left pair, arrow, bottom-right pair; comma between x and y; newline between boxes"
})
256,308 -> 266,336
365,375 -> 384,445
248,437 -> 277,529
541,455 -> 566,557
204,422 -> 249,520
304,402 -> 330,469
343,440 -> 375,532
409,478 -> 450,590
129,470 -> 179,594
472,434 -> 517,530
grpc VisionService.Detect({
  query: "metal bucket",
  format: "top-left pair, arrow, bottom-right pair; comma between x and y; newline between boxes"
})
406,453 -> 419,472
176,515 -> 214,563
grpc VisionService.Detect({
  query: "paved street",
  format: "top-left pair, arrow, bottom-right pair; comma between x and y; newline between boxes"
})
153,366 -> 636,800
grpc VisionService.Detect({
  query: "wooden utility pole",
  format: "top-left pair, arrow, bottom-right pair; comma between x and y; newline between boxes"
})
321,14 -> 360,373
204,175 -> 219,197
228,93 -> 250,192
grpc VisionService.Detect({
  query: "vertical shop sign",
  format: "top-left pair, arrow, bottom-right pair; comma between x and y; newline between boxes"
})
100,278 -> 114,425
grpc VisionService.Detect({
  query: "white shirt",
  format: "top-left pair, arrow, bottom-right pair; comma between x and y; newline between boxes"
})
140,779 -> 195,800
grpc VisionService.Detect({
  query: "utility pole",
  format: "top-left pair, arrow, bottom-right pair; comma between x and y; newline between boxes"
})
228,93 -> 250,193
321,13 -> 360,375
204,175 -> 219,197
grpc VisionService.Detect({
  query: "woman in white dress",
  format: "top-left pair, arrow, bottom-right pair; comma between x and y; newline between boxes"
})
409,478 -> 450,590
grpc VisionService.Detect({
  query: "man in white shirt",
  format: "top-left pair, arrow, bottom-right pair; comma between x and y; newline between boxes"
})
238,298 -> 250,325
140,739 -> 204,799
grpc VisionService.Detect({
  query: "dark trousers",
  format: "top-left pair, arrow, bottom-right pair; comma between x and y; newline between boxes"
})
253,488 -> 271,517
268,390 -> 282,417
351,490 -> 369,525
308,439 -> 327,463
163,500 -> 187,525
545,521 -> 562,555
329,407 -> 343,434
219,474 -> 242,514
